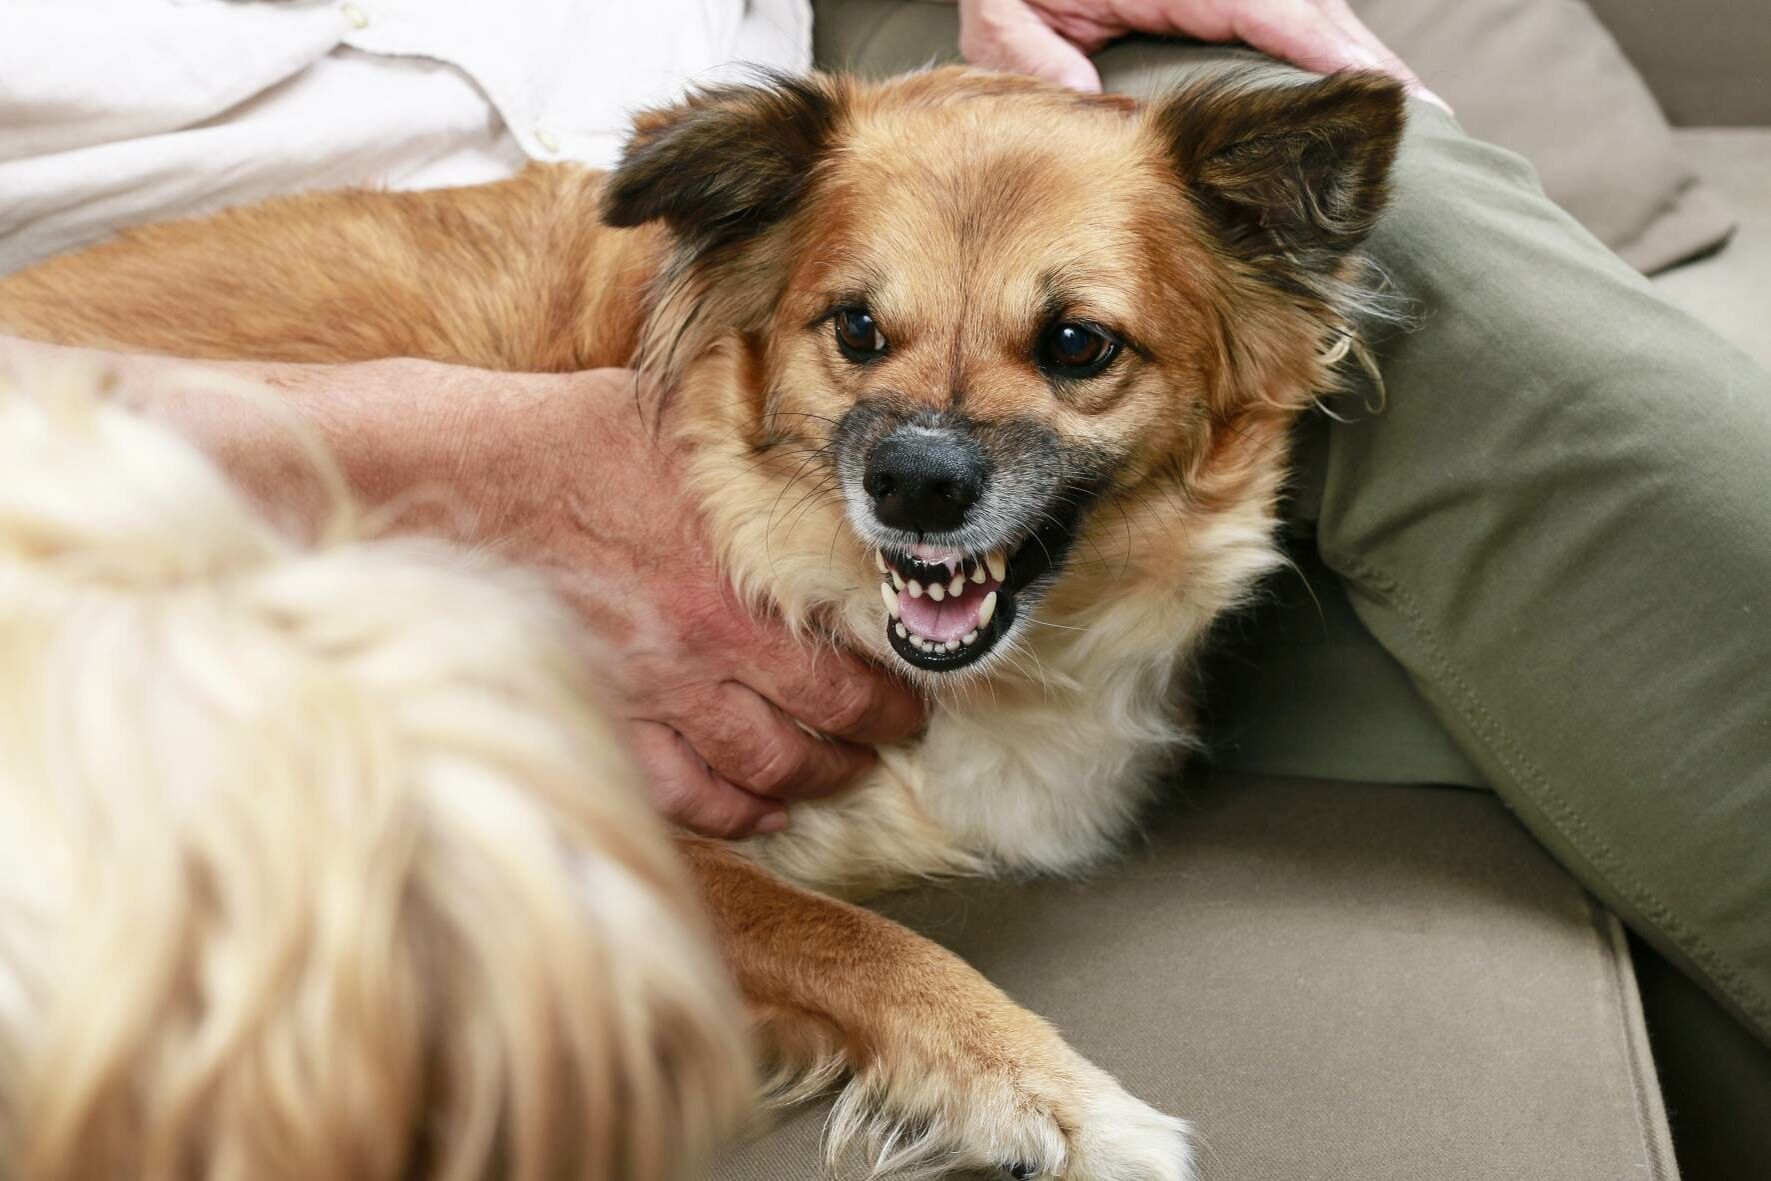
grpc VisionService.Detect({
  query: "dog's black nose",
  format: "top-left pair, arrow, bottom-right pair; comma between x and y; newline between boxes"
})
864,431 -> 983,534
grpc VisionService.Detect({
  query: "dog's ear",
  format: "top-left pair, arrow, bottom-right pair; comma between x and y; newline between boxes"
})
1155,71 -> 1406,282
602,73 -> 843,247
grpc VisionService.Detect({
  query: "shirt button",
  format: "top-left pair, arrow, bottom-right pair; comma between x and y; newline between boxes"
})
535,128 -> 561,153
341,3 -> 370,29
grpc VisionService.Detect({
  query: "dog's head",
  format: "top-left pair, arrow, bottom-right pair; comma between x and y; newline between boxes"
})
604,68 -> 1404,678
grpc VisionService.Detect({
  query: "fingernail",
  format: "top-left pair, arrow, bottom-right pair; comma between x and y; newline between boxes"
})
755,810 -> 790,834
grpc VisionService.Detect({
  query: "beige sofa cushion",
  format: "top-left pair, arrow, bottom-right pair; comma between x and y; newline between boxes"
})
713,777 -> 1676,1180
1584,0 -> 1771,127
1652,129 -> 1771,369
1347,0 -> 1734,274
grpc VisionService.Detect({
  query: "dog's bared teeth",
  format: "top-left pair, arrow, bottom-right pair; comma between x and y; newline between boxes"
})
875,549 -> 888,574
880,582 -> 899,618
928,581 -> 945,602
962,629 -> 978,645
971,563 -> 987,584
977,590 -> 997,630
906,578 -> 922,598
895,622 -> 908,639
948,574 -> 965,597
910,634 -> 929,651
986,550 -> 1007,583
892,571 -> 905,591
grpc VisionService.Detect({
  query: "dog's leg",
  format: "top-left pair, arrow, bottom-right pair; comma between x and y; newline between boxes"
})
0,164 -> 662,372
684,838 -> 1192,1181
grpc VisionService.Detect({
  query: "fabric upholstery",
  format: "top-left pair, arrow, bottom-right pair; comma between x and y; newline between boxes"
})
1584,0 -> 1771,126
1346,0 -> 1735,273
712,778 -> 1677,1180
1653,129 -> 1771,369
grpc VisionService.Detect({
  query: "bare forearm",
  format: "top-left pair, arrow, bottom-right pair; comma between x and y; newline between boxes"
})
0,333 -> 560,538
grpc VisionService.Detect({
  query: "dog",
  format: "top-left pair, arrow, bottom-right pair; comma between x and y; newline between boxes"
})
0,65 -> 1405,1179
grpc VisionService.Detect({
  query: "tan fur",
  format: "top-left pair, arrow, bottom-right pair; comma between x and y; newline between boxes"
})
0,167 -> 662,371
0,66 -> 1403,1179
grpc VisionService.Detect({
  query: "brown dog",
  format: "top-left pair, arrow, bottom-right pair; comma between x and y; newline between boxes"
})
0,66 -> 1405,1179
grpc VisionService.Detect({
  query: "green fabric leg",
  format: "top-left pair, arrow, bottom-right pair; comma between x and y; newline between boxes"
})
808,0 -> 1771,1051
1318,105 -> 1771,1049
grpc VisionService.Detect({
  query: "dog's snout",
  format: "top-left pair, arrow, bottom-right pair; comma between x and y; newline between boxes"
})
864,431 -> 983,534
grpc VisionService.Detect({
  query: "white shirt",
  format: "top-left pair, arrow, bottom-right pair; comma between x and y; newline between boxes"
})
0,0 -> 812,274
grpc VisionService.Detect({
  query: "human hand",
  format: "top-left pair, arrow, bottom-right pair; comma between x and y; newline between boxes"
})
452,368 -> 926,838
958,0 -> 1445,108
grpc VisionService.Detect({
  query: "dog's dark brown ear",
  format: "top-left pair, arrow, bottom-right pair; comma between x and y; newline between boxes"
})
602,73 -> 843,247
1155,71 -> 1406,281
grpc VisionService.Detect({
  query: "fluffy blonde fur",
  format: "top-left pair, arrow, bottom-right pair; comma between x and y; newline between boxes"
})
0,364 -> 750,1181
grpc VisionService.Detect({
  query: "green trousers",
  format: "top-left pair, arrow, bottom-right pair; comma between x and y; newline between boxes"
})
811,0 -> 1771,1141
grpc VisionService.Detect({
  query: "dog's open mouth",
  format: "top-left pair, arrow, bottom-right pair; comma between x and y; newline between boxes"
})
874,508 -> 1081,672
877,545 -> 1007,670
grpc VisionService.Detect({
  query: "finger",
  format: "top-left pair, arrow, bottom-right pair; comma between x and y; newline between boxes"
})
960,1 -> 1103,92
1229,0 -> 1375,77
682,681 -> 878,801
742,638 -> 926,745
1312,0 -> 1439,96
627,719 -> 788,838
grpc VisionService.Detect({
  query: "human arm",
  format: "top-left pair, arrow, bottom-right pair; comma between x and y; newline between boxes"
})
0,336 -> 924,836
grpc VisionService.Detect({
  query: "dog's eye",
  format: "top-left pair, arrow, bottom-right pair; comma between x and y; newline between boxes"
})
834,309 -> 887,362
1039,322 -> 1119,379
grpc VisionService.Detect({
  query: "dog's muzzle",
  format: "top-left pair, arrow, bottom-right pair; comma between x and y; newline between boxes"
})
835,402 -> 1102,674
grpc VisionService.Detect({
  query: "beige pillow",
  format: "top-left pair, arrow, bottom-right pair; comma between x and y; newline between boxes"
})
813,0 -> 1734,274
1348,0 -> 1733,272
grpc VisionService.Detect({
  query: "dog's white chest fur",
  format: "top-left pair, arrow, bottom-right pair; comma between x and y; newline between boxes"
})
745,581 -> 1248,896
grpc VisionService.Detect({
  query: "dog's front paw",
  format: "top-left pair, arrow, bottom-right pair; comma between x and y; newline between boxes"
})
823,1038 -> 1191,1181
1060,1079 -> 1193,1181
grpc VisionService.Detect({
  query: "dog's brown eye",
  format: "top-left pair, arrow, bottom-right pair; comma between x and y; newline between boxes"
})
834,309 -> 887,361
1039,322 -> 1119,379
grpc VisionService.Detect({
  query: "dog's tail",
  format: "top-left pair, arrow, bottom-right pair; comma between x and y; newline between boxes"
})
0,364 -> 750,1181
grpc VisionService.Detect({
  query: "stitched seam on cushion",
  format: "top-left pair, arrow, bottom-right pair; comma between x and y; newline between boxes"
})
1328,550 -> 1771,1029
1595,903 -> 1679,1180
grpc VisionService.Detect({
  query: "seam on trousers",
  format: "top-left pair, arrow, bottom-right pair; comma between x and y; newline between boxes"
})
1326,551 -> 1771,1032
1594,903 -> 1679,1180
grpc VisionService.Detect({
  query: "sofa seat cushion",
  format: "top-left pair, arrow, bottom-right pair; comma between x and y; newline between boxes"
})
1652,129 -> 1771,370
1345,0 -> 1735,275
713,777 -> 1676,1180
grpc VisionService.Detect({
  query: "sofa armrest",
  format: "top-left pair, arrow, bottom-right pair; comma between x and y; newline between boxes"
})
1583,0 -> 1771,126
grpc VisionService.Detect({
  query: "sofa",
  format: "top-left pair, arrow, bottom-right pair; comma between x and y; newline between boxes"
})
711,2 -> 1770,1178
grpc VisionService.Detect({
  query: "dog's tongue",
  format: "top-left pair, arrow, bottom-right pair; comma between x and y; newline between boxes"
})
899,578 -> 989,643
